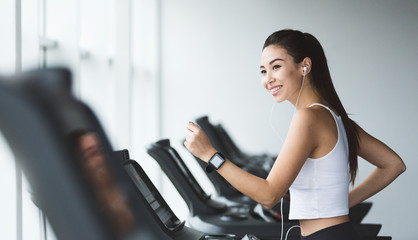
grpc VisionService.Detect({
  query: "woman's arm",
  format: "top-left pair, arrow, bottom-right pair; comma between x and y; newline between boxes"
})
348,124 -> 406,208
185,109 -> 317,209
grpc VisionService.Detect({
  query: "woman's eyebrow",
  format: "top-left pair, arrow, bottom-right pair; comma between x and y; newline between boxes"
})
260,58 -> 284,69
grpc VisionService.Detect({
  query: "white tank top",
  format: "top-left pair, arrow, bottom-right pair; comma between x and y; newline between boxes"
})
289,103 -> 350,220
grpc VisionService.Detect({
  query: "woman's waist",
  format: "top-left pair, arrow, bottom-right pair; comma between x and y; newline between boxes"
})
299,215 -> 350,237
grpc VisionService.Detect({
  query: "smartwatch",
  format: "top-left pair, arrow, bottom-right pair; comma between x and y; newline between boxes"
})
205,152 -> 226,173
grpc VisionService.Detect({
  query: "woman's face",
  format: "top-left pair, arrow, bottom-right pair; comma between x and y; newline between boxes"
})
260,45 -> 303,103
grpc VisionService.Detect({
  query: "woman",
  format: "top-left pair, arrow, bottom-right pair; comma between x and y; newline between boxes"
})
184,29 -> 406,240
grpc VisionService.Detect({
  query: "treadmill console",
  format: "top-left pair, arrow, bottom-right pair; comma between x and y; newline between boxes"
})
124,161 -> 184,231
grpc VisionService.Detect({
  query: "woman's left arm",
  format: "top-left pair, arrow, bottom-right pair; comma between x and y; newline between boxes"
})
348,124 -> 406,208
184,109 -> 317,209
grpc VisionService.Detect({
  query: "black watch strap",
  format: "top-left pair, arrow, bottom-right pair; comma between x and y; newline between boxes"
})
205,164 -> 215,173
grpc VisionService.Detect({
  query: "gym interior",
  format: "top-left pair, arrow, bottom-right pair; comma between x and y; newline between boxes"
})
1,1 -> 417,239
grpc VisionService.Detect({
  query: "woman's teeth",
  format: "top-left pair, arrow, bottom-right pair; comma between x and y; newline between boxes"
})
271,85 -> 282,93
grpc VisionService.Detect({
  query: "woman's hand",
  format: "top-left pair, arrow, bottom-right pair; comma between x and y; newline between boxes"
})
184,121 -> 217,162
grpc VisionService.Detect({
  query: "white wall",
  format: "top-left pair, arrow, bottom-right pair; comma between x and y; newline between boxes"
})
160,1 -> 418,239
0,1 -> 18,240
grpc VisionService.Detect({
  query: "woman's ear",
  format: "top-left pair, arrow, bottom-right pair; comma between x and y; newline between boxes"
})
301,57 -> 312,76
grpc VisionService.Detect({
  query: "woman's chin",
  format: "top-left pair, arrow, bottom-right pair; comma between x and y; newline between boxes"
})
272,96 -> 285,103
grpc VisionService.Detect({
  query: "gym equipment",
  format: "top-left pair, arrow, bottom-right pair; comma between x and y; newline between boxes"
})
0,68 -> 140,239
148,139 -> 305,240
0,68 -> 260,240
113,149 -> 261,240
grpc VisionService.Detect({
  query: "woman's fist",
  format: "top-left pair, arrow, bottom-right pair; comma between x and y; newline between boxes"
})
184,121 -> 217,162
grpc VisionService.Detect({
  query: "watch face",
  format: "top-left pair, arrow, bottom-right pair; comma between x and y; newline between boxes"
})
210,154 -> 224,168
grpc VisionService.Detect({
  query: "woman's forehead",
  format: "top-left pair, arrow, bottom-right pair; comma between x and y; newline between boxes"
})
261,45 -> 290,63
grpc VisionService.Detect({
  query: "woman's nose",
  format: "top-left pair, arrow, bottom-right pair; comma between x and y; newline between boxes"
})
266,73 -> 275,84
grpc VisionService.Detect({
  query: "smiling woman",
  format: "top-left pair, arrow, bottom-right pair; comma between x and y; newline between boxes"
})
184,29 -> 406,240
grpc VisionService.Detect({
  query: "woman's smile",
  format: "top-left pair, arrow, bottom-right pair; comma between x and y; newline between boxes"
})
268,84 -> 283,96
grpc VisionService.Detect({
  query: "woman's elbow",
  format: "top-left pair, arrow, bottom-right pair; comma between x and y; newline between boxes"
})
391,156 -> 406,177
261,203 -> 275,210
257,182 -> 283,209
260,196 -> 280,210
397,158 -> 406,175
260,199 -> 271,209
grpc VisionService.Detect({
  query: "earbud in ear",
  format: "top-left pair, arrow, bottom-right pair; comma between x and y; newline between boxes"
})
303,66 -> 308,72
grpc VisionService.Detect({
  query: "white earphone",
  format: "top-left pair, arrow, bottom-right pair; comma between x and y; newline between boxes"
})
303,66 -> 308,72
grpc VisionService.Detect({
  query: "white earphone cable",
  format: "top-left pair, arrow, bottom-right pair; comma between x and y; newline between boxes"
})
293,72 -> 306,115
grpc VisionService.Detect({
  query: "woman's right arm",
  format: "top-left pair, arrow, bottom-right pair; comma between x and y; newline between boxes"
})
348,124 -> 406,208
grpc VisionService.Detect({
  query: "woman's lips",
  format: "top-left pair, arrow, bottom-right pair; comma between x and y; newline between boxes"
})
269,85 -> 282,95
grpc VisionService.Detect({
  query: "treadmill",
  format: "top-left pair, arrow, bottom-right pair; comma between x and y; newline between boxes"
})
147,139 -> 303,240
0,68 -> 260,240
0,68 -> 143,240
113,150 -> 260,240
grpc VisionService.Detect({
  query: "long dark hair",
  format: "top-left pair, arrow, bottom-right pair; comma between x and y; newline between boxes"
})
263,29 -> 359,184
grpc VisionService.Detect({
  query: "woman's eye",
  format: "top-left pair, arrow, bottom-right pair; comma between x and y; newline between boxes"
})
273,65 -> 281,70
260,69 -> 266,74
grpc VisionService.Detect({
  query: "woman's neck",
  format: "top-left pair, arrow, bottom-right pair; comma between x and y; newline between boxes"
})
290,82 -> 323,110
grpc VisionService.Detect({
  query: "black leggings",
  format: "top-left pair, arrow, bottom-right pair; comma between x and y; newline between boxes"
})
300,222 -> 360,240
